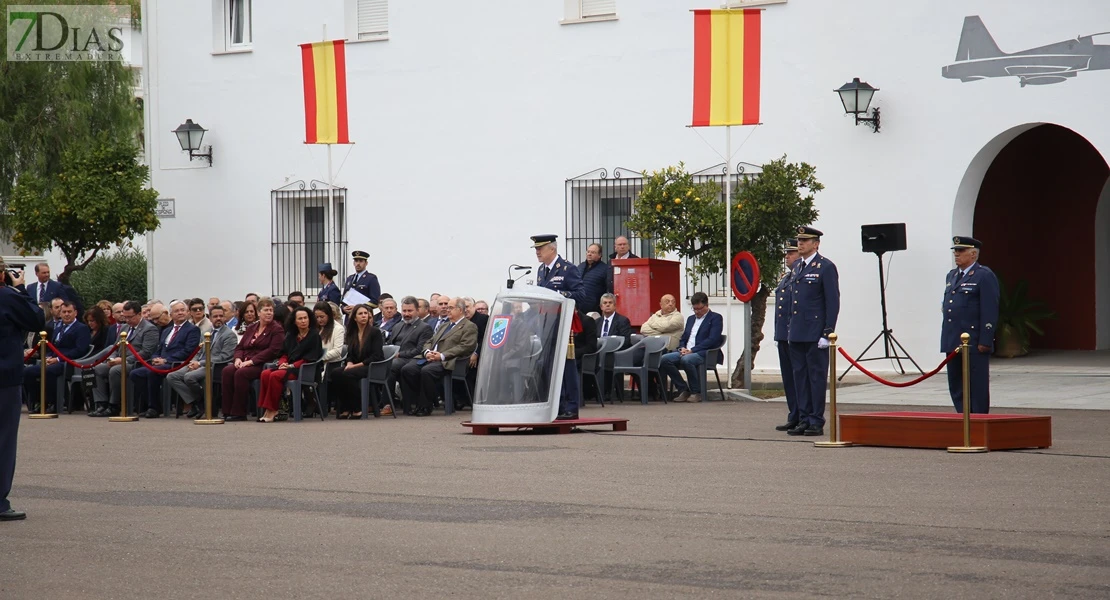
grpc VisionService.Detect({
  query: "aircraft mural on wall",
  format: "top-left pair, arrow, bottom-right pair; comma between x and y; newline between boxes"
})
942,16 -> 1110,87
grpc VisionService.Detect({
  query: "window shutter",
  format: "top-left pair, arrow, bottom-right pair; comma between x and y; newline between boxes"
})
580,0 -> 616,18
357,0 -> 388,39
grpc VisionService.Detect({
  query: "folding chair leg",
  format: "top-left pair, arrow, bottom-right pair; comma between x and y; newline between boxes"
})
291,381 -> 303,422
715,369 -> 725,402
443,379 -> 455,416
383,383 -> 397,419
639,371 -> 649,405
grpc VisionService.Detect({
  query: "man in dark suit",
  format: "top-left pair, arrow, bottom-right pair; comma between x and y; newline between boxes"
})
787,226 -> 840,437
24,263 -> 63,305
660,292 -> 724,404
23,300 -> 90,413
376,297 -> 402,340
609,236 -> 639,261
399,297 -> 478,416
2,261 -> 45,521
388,297 -> 433,413
533,234 -> 588,420
774,239 -> 802,432
597,293 -> 632,349
942,236 -> 1000,414
342,250 -> 381,317
131,301 -> 201,418
577,243 -> 610,314
89,301 -> 161,417
464,297 -> 489,406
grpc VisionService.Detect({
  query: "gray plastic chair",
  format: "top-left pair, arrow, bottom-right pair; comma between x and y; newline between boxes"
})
443,360 -> 472,416
612,336 -> 670,404
361,345 -> 398,419
597,336 -> 626,403
699,334 -> 727,402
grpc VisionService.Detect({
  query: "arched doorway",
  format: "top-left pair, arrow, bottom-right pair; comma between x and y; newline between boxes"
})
954,124 -> 1110,350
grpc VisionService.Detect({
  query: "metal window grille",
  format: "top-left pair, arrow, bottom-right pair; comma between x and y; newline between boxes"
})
564,163 -> 761,298
271,180 -> 348,298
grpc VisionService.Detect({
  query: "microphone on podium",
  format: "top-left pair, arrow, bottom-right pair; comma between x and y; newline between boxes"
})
507,264 -> 531,289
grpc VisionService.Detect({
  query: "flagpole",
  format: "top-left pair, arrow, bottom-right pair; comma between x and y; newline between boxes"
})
322,24 -> 337,271
724,125 -> 733,390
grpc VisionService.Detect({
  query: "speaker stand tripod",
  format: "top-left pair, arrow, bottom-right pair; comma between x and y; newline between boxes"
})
839,252 -> 924,381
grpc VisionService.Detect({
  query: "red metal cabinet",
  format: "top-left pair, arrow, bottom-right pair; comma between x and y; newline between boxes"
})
611,258 -> 681,327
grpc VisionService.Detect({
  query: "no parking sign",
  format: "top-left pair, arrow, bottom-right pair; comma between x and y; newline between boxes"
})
730,251 -> 760,303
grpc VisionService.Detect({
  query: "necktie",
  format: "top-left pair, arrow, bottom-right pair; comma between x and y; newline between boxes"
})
437,317 -> 447,332
166,324 -> 181,345
954,270 -> 965,287
542,265 -> 549,281
602,318 -> 610,337
37,284 -> 43,302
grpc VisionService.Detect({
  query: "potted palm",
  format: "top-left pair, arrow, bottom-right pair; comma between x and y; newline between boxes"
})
994,278 -> 1056,358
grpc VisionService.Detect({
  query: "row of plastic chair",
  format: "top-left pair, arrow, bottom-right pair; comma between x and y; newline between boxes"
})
579,334 -> 728,405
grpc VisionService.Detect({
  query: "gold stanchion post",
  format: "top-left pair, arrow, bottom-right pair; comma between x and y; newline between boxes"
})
29,331 -> 58,419
195,331 -> 223,425
815,333 -> 850,448
948,332 -> 987,453
109,331 -> 138,422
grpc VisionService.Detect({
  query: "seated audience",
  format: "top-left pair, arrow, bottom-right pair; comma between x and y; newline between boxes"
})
639,294 -> 684,350
399,297 -> 477,416
287,291 -> 306,307
387,296 -> 433,414
132,300 -> 201,418
659,292 -> 724,404
96,300 -> 115,323
208,297 -> 221,313
257,306 -> 322,422
23,300 -> 90,413
89,300 -> 160,417
222,300 -> 238,329
84,305 -> 112,353
220,298 -> 284,421
377,297 -> 401,340
166,304 -> 237,418
315,302 -> 346,367
329,304 -> 384,419
416,298 -> 431,321
188,298 -> 213,335
474,300 -> 489,316
234,300 -> 258,336
597,293 -> 632,349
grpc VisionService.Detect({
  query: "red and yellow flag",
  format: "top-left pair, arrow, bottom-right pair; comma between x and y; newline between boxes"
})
300,40 -> 350,144
691,9 -> 761,127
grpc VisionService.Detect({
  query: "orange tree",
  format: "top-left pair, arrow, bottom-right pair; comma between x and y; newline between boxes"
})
627,156 -> 823,377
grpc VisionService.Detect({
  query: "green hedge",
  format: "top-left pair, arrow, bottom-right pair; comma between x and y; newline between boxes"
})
70,248 -> 147,305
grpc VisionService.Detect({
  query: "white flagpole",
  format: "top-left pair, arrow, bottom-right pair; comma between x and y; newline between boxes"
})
322,24 -> 337,270
724,125 -> 732,390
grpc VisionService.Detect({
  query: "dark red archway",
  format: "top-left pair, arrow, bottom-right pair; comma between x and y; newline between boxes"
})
974,125 -> 1109,350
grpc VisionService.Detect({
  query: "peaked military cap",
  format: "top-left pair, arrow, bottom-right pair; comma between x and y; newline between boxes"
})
950,236 -> 981,249
531,234 -> 558,248
351,250 -> 370,260
784,238 -> 799,252
796,226 -> 823,239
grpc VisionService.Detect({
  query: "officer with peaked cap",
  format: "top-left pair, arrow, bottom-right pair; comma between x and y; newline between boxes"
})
942,236 -> 999,414
774,239 -> 801,432
531,234 -> 585,420
317,262 -> 341,305
786,226 -> 840,437
342,250 -> 381,316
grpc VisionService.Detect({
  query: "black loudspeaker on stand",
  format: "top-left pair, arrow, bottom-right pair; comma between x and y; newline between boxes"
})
839,223 -> 924,381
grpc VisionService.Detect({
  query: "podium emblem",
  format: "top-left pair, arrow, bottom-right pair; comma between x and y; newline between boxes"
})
488,316 -> 511,349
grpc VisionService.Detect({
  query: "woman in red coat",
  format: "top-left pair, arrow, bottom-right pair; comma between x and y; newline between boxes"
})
257,306 -> 322,422
220,298 -> 284,421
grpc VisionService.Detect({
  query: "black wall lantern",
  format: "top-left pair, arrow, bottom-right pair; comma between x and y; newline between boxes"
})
835,78 -> 881,133
172,119 -> 213,165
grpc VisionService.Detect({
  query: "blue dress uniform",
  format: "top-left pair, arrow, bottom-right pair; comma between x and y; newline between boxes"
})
2,270 -> 46,520
342,251 -> 381,308
941,236 -> 1000,414
317,263 -> 341,305
774,239 -> 800,430
786,227 -> 840,434
532,234 -> 586,419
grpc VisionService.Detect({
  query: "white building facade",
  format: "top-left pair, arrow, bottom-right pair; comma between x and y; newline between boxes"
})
140,0 -> 1110,371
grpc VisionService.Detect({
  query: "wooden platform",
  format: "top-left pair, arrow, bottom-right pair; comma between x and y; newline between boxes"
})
839,411 -> 1052,450
461,417 -> 629,435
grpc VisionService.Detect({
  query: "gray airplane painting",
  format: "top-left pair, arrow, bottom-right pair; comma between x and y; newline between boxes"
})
942,16 -> 1110,86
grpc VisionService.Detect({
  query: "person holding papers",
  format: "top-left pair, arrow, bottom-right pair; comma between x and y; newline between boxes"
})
342,250 -> 381,317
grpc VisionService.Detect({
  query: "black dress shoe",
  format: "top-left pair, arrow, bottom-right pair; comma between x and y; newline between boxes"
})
786,422 -> 810,436
143,409 -> 161,419
30,403 -> 40,413
0,508 -> 27,521
775,421 -> 799,432
224,415 -> 246,422
411,408 -> 431,417
803,426 -> 825,436
88,404 -> 107,417
185,405 -> 202,419
556,412 -> 579,421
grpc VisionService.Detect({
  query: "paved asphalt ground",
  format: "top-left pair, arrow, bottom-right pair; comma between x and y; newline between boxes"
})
3,400 -> 1108,599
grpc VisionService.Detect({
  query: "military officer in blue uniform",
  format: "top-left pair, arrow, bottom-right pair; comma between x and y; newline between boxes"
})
786,226 -> 840,437
774,239 -> 801,432
941,236 -> 999,414
1,260 -> 45,521
342,250 -> 381,319
532,234 -> 586,420
317,262 -> 341,305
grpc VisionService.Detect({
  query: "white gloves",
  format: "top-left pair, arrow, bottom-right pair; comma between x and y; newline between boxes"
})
817,338 -> 830,349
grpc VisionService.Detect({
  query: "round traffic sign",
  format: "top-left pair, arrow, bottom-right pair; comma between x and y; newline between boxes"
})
731,251 -> 760,303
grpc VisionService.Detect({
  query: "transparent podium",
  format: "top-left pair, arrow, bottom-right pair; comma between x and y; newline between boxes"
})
471,286 -> 573,424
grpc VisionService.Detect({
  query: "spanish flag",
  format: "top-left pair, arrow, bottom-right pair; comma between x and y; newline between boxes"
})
691,9 -> 761,127
300,40 -> 350,144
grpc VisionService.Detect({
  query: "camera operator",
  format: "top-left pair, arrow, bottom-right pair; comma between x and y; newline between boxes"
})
1,258 -> 45,521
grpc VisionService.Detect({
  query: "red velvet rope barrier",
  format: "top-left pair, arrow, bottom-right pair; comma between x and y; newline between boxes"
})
838,346 -> 959,388
125,344 -> 202,375
43,342 -> 116,370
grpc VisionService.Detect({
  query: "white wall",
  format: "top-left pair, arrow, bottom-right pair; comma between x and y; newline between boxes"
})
1097,178 -> 1110,350
143,0 -> 1110,371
